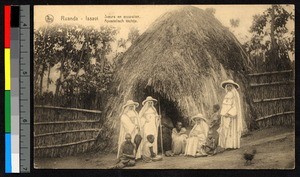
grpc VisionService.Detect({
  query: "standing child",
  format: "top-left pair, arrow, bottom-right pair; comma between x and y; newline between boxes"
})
142,134 -> 162,162
112,133 -> 136,169
210,104 -> 221,147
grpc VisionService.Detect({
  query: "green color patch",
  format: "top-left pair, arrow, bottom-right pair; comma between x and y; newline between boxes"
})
5,91 -> 11,133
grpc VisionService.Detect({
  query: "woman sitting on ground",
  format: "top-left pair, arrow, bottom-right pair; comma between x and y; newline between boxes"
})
185,113 -> 209,157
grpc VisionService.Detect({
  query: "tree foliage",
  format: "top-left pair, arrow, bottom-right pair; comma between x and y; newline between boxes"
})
205,8 -> 216,16
34,24 -> 118,109
230,18 -> 240,28
244,5 -> 294,71
127,27 -> 140,44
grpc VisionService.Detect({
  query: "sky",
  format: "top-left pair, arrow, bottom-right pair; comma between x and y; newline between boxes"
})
34,5 -> 294,43
34,5 -> 294,92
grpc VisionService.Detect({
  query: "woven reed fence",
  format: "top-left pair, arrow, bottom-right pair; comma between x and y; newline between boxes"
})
249,70 -> 295,128
34,105 -> 102,157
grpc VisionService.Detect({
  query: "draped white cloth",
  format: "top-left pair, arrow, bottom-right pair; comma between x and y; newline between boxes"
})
185,119 -> 209,156
139,102 -> 160,154
218,84 -> 245,149
171,128 -> 188,155
117,105 -> 141,158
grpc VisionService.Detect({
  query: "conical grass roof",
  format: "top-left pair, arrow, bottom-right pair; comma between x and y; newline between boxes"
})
94,6 -> 255,152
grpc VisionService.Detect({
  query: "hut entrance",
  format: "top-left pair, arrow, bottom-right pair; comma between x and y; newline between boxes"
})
142,86 -> 185,153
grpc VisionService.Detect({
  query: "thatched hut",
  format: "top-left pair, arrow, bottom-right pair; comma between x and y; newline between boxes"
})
94,6 -> 255,152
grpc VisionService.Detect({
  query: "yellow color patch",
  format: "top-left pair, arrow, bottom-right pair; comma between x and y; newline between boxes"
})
5,48 -> 11,90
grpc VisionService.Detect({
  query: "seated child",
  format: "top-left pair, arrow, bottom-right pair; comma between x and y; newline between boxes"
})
113,133 -> 136,169
203,130 -> 218,155
210,104 -> 221,147
142,134 -> 162,162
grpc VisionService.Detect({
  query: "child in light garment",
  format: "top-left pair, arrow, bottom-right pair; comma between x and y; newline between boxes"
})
142,134 -> 162,162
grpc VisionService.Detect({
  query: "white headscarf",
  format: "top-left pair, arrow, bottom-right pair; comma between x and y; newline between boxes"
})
190,118 -> 209,138
139,101 -> 158,118
117,104 -> 139,158
122,105 -> 139,119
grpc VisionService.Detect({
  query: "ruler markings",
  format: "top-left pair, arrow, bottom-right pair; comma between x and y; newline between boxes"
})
19,5 -> 30,173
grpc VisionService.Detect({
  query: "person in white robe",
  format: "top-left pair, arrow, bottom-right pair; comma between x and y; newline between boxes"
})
171,122 -> 188,155
117,100 -> 142,159
185,113 -> 209,157
139,96 -> 161,155
218,79 -> 245,149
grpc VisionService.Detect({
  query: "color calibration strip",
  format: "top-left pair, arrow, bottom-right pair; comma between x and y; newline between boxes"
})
5,5 -> 12,173
5,5 -> 30,173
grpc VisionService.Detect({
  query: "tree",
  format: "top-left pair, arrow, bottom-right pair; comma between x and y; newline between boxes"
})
34,26 -> 57,96
117,38 -> 127,49
205,8 -> 216,16
34,24 -> 119,108
230,18 -> 240,28
245,5 -> 294,71
127,27 -> 140,45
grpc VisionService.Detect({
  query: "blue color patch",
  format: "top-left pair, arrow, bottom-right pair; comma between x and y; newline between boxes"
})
5,133 -> 12,173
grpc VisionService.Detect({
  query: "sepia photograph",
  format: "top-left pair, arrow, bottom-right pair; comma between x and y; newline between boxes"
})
33,5 -> 295,169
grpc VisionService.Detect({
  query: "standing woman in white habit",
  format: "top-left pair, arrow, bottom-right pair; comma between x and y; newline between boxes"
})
117,100 -> 141,159
139,96 -> 161,154
218,79 -> 245,150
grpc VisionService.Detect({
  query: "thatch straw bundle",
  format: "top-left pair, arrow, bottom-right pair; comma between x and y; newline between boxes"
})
93,6 -> 256,152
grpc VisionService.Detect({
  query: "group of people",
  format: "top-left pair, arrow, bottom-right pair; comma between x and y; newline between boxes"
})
114,79 -> 245,168
170,108 -> 219,157
171,79 -> 244,157
114,96 -> 162,169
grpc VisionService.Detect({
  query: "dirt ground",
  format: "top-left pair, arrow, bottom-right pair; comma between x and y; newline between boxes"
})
35,126 -> 295,169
